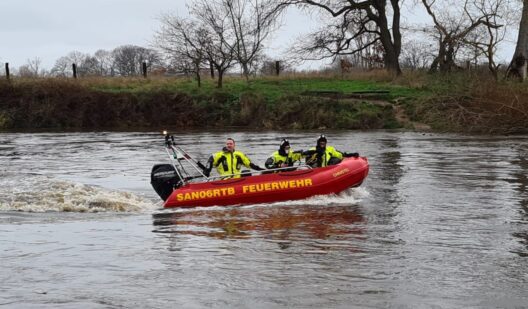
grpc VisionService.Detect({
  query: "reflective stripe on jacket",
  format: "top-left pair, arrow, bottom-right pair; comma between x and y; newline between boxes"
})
212,150 -> 252,178
306,146 -> 343,167
265,150 -> 303,169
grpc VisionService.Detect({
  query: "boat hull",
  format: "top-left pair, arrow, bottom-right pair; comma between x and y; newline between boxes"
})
163,157 -> 369,208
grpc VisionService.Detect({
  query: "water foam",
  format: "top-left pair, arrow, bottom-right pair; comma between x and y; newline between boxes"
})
0,175 -> 158,213
256,186 -> 370,207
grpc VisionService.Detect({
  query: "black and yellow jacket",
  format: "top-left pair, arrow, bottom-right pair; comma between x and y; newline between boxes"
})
265,149 -> 303,169
305,145 -> 343,167
205,147 -> 262,178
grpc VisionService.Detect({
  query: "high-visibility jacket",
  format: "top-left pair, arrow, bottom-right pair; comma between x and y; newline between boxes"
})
265,150 -> 303,169
212,150 -> 252,178
306,146 -> 343,167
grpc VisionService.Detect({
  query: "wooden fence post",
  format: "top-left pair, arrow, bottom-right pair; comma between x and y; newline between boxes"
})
72,63 -> 77,79
142,62 -> 147,78
5,63 -> 9,80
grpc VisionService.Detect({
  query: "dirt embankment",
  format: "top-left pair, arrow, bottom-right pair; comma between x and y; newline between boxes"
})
3,73 -> 527,134
0,80 -> 401,130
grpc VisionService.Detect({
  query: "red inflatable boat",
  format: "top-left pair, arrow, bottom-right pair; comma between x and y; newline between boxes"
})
150,133 -> 369,208
165,157 -> 368,208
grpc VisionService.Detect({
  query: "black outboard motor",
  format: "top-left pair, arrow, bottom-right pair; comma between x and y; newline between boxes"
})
151,164 -> 182,201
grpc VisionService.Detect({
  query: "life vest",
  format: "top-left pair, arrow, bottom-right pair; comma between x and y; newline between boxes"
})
306,145 -> 343,167
212,150 -> 252,178
265,150 -> 303,169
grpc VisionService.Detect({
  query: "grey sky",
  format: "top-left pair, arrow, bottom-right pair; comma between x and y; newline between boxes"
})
0,0 -> 516,71
0,0 -> 320,70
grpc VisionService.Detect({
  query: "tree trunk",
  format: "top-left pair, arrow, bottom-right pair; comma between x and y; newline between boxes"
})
217,69 -> 224,88
378,13 -> 402,76
389,0 -> 402,76
429,41 -> 457,73
384,48 -> 402,76
210,62 -> 215,79
242,62 -> 250,82
195,63 -> 201,87
507,0 -> 528,81
487,47 -> 498,81
429,56 -> 440,74
379,34 -> 401,75
439,45 -> 456,73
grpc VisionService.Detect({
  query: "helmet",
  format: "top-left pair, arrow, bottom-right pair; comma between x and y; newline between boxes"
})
280,139 -> 290,148
279,138 -> 290,155
317,134 -> 327,144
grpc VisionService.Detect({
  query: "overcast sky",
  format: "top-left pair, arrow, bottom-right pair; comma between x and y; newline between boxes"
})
0,0 -> 324,70
0,0 -> 516,71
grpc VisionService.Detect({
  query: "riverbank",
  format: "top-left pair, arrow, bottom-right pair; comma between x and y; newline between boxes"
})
1,72 -> 527,133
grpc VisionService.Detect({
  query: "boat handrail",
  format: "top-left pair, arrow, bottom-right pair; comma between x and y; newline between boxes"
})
201,164 -> 313,182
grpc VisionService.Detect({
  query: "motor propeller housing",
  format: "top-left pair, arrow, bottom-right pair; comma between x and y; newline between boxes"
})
150,164 -> 182,201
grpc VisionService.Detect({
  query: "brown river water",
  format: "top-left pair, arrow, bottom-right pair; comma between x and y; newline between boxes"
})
0,131 -> 527,308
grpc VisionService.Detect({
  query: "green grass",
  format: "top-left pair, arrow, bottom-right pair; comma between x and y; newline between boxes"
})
0,73 -> 436,131
84,75 -> 430,104
4,71 -> 526,133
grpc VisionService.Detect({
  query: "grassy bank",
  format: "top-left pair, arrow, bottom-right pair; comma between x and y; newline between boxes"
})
1,71 -> 527,133
0,75 -> 409,130
397,72 -> 528,134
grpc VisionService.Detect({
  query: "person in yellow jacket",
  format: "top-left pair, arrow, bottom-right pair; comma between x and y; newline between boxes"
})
203,138 -> 264,178
304,134 -> 359,168
264,139 -> 304,170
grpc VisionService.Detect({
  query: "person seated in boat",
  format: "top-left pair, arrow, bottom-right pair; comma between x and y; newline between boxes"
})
202,137 -> 264,178
303,134 -> 359,168
264,139 -> 304,171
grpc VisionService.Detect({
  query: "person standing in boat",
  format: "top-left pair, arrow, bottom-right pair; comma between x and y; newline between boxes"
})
265,139 -> 304,171
304,134 -> 359,167
203,137 -> 264,178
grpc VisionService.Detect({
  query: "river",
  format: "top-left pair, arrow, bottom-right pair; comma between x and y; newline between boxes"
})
1,131 -> 527,308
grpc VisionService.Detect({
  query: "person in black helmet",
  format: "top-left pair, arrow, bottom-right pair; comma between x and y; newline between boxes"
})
304,134 -> 359,167
264,139 -> 304,170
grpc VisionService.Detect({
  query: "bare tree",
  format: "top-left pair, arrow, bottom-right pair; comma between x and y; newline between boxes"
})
259,55 -> 291,75
400,40 -> 435,70
50,56 -> 71,77
17,65 -> 34,78
282,0 -> 403,76
191,1 -> 237,88
222,0 -> 283,81
18,57 -> 42,77
81,56 -> 102,76
94,49 -> 115,76
154,14 -> 209,87
421,0 -> 502,73
112,45 -> 161,76
291,13 -> 385,70
50,51 -> 91,77
507,0 -> 528,80
67,51 -> 92,75
165,54 -> 197,76
461,0 -> 514,79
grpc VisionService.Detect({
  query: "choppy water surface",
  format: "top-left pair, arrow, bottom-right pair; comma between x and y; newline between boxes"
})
1,131 -> 527,308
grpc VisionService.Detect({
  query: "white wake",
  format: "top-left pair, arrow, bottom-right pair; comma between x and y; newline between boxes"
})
0,175 -> 158,213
